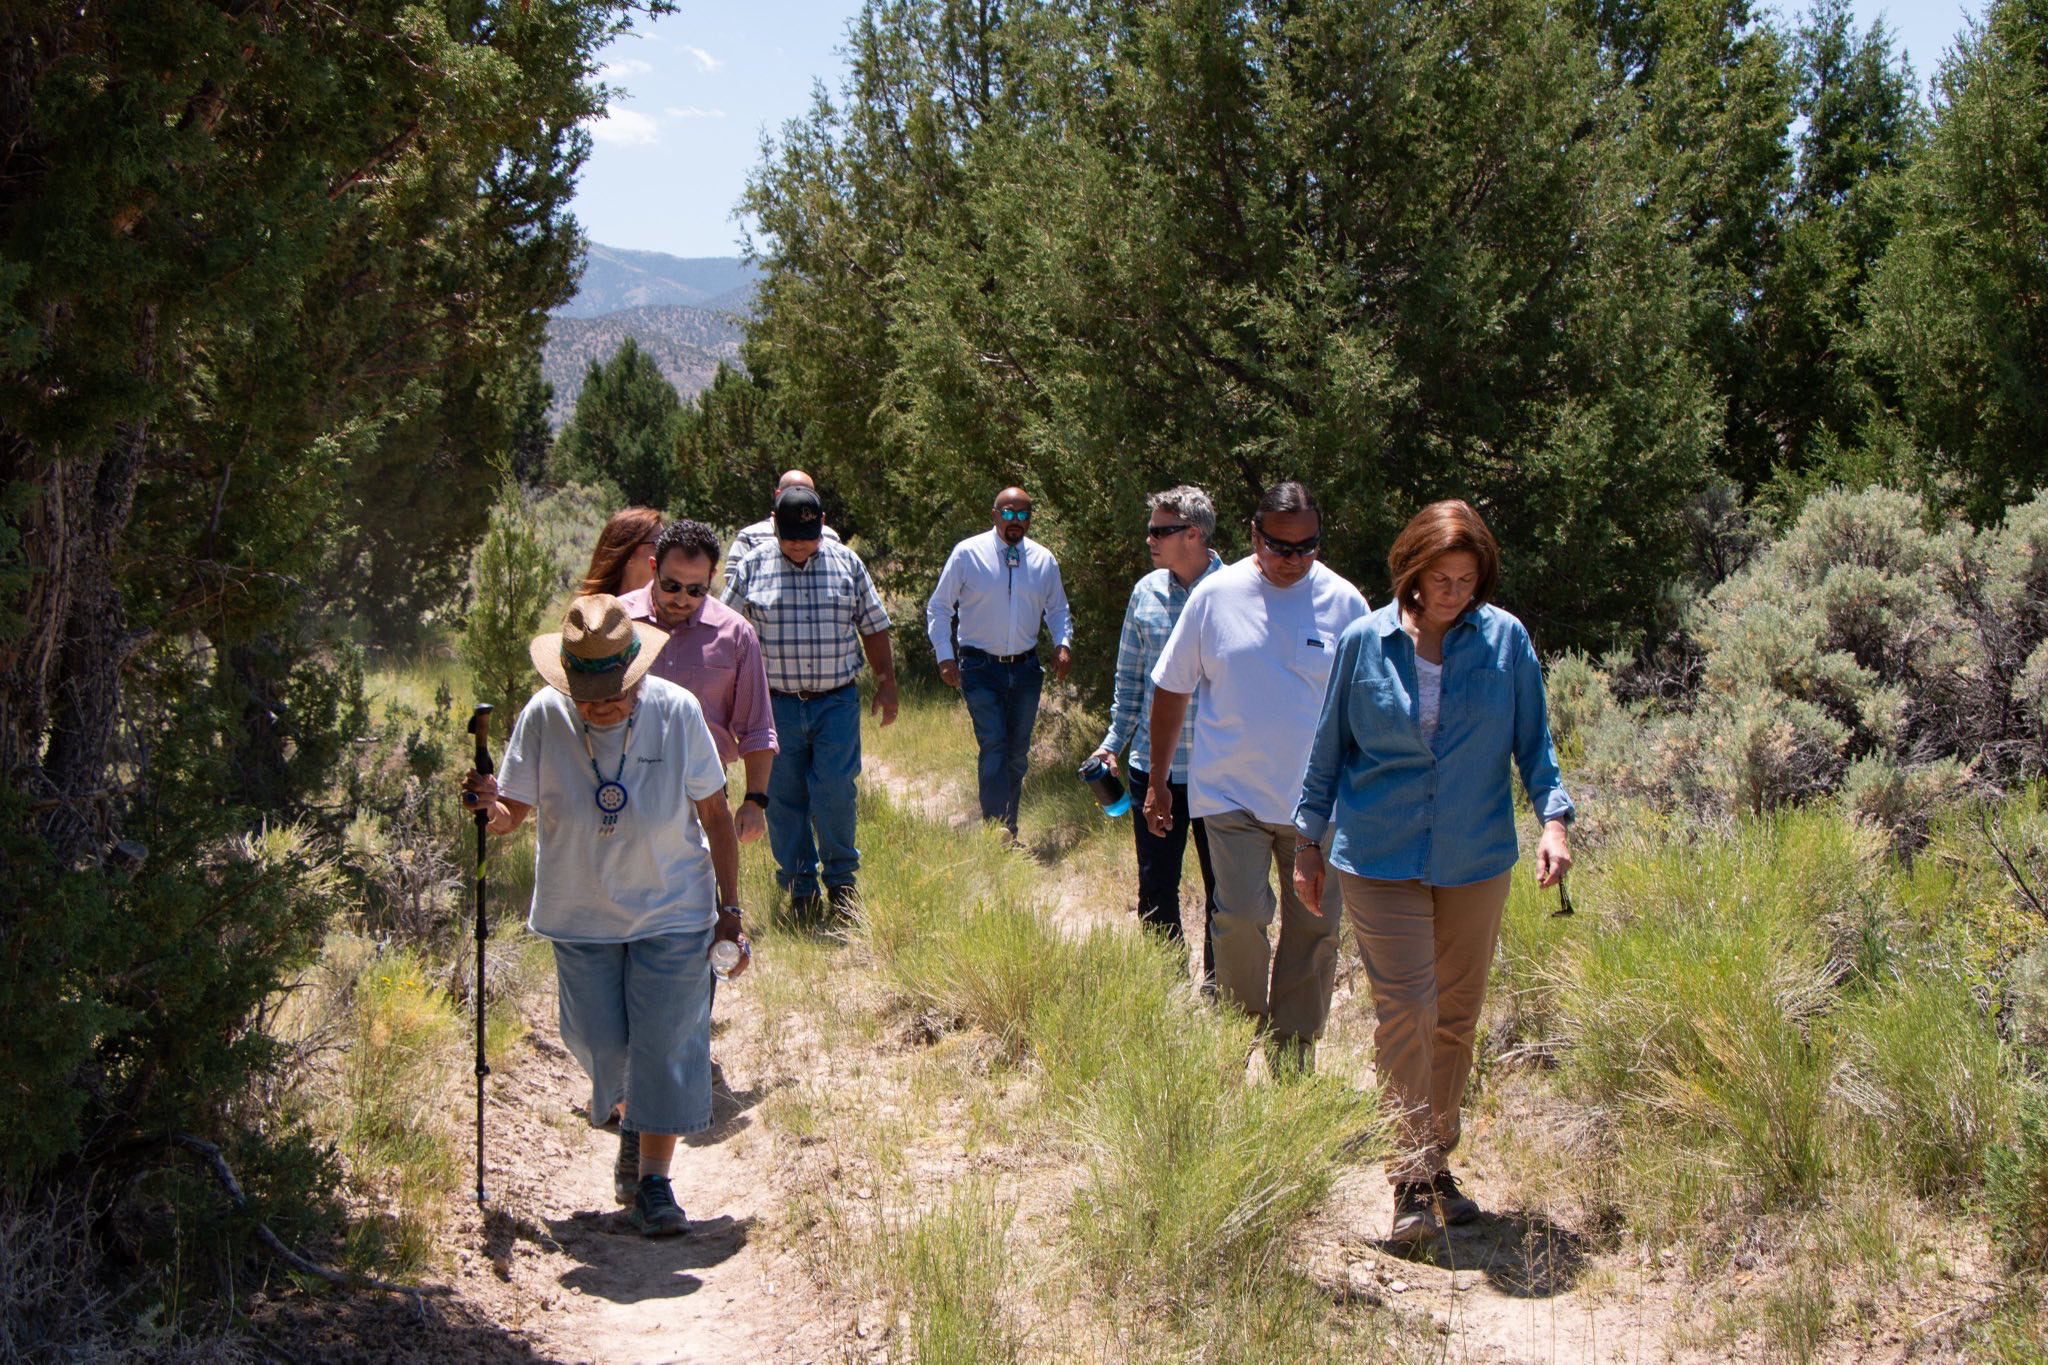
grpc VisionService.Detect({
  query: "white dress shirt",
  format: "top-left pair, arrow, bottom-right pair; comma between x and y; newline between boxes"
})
925,529 -> 1074,663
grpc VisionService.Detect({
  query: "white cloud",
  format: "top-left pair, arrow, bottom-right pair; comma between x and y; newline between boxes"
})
679,44 -> 722,72
666,106 -> 728,120
599,58 -> 653,80
587,108 -> 660,146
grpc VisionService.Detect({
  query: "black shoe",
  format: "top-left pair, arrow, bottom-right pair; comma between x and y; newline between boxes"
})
613,1128 -> 639,1205
1432,1169 -> 1480,1225
1389,1182 -> 1441,1246
788,890 -> 823,924
629,1174 -> 687,1237
827,883 -> 859,917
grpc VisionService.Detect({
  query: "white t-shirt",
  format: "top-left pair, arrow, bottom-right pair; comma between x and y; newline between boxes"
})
498,675 -> 729,943
1416,655 -> 1443,746
1151,557 -> 1369,823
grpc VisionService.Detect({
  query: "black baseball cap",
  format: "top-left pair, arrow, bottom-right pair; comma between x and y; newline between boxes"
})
773,486 -> 824,541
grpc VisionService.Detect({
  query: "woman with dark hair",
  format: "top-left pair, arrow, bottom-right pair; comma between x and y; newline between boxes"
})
1293,499 -> 1573,1246
582,506 -> 664,598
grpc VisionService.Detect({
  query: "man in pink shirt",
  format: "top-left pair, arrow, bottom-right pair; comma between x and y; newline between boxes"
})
617,519 -> 778,844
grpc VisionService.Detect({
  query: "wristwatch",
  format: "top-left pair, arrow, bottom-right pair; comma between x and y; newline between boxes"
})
744,791 -> 769,809
719,904 -> 744,920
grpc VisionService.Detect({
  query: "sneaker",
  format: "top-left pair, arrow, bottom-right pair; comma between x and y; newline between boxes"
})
1432,1169 -> 1480,1225
827,883 -> 859,917
1389,1182 -> 1441,1246
613,1128 -> 639,1206
629,1173 -> 687,1237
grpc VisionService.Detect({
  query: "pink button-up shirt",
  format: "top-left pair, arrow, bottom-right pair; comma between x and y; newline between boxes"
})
616,587 -> 778,766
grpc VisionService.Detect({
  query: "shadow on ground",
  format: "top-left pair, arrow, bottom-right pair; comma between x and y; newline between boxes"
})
250,1289 -> 555,1363
541,1209 -> 756,1305
1385,1208 -> 1591,1298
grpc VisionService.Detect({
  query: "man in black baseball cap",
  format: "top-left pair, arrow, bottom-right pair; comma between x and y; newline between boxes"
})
723,486 -> 898,920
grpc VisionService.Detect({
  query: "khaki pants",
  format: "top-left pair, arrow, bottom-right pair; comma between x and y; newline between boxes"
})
1341,870 -> 1512,1183
1204,809 -> 1342,1048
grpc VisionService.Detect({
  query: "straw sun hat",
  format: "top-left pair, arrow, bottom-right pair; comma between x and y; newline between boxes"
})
529,594 -> 667,702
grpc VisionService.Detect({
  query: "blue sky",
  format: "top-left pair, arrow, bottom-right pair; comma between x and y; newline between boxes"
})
571,2 -> 1984,260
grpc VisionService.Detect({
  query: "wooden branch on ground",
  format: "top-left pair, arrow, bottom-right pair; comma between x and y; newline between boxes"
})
167,1133 -> 446,1303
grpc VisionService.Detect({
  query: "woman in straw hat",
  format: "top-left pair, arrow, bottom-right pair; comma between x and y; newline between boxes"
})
461,594 -> 749,1237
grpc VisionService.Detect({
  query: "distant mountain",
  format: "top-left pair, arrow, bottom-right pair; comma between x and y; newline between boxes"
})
542,304 -> 746,427
543,247 -> 760,426
557,245 -> 759,319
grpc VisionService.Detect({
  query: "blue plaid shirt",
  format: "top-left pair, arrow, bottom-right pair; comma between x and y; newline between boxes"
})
722,539 -> 891,692
1097,552 -> 1222,782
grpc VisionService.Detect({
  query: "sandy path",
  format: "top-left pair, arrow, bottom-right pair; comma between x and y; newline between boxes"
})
403,990 -> 846,1364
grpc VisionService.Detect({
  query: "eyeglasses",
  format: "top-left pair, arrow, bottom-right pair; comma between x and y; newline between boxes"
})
1146,524 -> 1194,540
1256,528 -> 1321,558
998,507 -> 1032,523
658,579 -> 711,598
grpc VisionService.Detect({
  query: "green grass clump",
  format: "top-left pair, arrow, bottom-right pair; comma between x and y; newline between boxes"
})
1560,814 -> 1848,1225
843,765 -> 1383,1328
1985,1087 -> 2048,1271
896,1180 -> 1024,1365
336,947 -> 467,1275
1837,974 -> 2010,1196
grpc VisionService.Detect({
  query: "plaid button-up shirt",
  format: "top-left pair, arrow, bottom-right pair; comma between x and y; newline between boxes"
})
722,539 -> 891,693
1097,552 -> 1222,782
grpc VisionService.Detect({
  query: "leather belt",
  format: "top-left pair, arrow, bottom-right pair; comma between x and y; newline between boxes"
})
962,646 -> 1035,664
771,683 -> 853,701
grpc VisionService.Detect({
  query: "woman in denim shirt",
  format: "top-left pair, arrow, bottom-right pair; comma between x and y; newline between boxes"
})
1293,501 -> 1573,1246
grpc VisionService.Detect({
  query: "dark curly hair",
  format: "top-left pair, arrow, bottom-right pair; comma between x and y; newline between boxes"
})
653,518 -> 723,569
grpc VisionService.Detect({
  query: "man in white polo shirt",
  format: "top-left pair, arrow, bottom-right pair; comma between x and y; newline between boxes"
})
926,486 -> 1074,839
1146,482 -> 1368,1071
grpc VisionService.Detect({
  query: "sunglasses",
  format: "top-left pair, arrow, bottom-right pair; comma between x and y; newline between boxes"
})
998,507 -> 1032,523
1146,524 -> 1194,540
658,579 -> 712,597
1256,527 -> 1321,558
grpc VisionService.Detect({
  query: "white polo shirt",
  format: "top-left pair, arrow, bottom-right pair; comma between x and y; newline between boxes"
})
498,675 -> 729,942
1151,557 -> 1369,825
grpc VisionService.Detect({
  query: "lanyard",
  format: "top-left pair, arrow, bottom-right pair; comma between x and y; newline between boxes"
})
580,698 -> 640,836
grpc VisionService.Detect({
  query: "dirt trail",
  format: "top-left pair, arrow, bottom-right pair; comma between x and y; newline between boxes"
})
384,981 -> 842,1364
372,766 -> 1922,1363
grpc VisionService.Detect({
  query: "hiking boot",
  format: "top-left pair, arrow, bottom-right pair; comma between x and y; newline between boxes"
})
1433,1169 -> 1480,1225
629,1174 -> 687,1237
1388,1182 -> 1441,1247
613,1128 -> 639,1205
827,883 -> 859,917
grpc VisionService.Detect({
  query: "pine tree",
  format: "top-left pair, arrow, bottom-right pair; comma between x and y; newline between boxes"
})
553,338 -> 686,509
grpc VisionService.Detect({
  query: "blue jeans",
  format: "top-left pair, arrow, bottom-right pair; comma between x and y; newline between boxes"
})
551,925 -> 715,1137
958,651 -> 1042,834
767,684 -> 862,896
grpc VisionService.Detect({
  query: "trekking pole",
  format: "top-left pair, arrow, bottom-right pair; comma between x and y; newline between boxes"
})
467,703 -> 494,1206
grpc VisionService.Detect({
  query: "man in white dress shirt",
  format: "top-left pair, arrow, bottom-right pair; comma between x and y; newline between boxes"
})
926,487 -> 1074,838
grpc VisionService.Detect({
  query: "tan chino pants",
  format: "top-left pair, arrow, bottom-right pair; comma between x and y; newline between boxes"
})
1341,869 -> 1512,1184
1204,808 -> 1343,1049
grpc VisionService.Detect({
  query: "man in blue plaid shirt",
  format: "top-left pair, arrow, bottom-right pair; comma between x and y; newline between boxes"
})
724,487 -> 898,919
1088,485 -> 1224,988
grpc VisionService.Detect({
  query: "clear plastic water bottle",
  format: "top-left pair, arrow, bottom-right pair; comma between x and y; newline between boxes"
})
710,938 -> 742,980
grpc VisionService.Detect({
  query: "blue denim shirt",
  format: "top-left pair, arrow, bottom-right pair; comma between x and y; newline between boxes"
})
1294,602 -> 1573,887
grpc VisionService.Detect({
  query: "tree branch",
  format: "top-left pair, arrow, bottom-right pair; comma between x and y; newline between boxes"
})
168,1133 -> 446,1302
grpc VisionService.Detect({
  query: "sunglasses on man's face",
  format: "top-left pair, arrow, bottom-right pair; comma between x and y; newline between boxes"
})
658,579 -> 712,598
1146,523 -> 1194,540
998,507 -> 1032,523
1256,528 -> 1321,558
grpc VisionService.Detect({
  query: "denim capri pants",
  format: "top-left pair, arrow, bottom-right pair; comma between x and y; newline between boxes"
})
551,924 -> 715,1138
